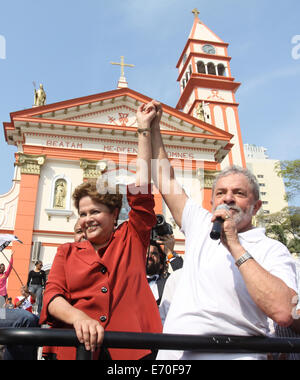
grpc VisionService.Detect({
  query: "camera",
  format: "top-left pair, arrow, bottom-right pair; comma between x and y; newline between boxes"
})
151,214 -> 173,242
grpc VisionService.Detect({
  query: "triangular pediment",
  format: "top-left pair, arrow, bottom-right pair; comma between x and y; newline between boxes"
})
9,88 -> 230,136
5,88 -> 233,163
189,18 -> 224,44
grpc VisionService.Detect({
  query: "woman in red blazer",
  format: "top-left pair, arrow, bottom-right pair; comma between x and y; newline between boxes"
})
40,102 -> 163,360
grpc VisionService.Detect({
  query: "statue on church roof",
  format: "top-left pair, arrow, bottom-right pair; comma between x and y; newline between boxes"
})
33,83 -> 46,107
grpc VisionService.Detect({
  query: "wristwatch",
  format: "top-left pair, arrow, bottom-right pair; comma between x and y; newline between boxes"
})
235,251 -> 254,268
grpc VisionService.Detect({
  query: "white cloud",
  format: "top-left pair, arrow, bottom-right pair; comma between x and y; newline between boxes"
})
0,35 -> 6,60
240,65 -> 300,93
118,0 -> 173,24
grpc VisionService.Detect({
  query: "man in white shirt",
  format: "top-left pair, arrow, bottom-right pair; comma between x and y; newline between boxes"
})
159,268 -> 183,325
145,100 -> 298,360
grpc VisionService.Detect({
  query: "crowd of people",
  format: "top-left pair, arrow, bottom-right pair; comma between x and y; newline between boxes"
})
0,259 -> 46,315
0,100 -> 299,360
0,259 -> 45,360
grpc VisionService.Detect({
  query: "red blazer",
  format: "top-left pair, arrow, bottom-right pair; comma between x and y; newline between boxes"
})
40,184 -> 162,360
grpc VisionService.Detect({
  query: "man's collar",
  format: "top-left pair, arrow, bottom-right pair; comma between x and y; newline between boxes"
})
239,227 -> 266,243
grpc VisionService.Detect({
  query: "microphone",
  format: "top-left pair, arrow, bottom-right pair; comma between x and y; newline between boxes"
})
210,204 -> 229,240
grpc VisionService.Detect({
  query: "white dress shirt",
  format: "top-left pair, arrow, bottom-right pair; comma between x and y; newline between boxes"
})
157,198 -> 297,361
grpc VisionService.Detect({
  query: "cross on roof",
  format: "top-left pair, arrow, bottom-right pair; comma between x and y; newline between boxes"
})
110,56 -> 135,78
192,8 -> 200,18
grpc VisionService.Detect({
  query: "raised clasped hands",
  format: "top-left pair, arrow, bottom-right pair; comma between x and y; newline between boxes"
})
137,100 -> 162,130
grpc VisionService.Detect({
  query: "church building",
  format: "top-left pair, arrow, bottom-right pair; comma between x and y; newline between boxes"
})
0,10 -> 245,298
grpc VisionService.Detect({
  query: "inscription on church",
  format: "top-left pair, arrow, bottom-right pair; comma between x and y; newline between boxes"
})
103,145 -> 137,154
102,145 -> 195,159
46,140 -> 83,149
25,134 -> 214,161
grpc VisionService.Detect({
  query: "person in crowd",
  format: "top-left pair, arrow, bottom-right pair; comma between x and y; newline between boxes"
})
39,102 -> 162,360
14,286 -> 36,313
4,297 -> 14,310
146,241 -> 169,306
0,307 -> 39,360
159,268 -> 183,326
27,261 -> 46,315
0,253 -> 13,302
157,234 -> 184,272
155,234 -> 184,325
74,219 -> 86,242
144,100 -> 298,360
147,234 -> 183,306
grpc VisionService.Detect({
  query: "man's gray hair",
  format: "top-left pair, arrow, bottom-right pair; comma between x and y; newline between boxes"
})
212,166 -> 260,201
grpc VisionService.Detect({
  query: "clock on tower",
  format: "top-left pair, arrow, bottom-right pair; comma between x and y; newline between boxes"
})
202,44 -> 216,55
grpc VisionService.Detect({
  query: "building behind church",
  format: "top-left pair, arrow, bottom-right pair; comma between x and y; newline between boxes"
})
244,143 -> 289,215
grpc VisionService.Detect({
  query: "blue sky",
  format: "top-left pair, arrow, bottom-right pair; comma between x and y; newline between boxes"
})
0,0 -> 299,204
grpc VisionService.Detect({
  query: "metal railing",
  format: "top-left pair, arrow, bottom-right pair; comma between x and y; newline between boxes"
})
1,328 -> 300,360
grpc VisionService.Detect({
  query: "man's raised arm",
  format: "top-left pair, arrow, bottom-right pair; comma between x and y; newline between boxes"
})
150,101 -> 188,228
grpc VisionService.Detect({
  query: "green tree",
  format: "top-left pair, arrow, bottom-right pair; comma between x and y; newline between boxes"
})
257,206 -> 300,253
276,159 -> 300,202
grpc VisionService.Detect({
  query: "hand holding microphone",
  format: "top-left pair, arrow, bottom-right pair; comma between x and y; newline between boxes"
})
210,204 -> 230,240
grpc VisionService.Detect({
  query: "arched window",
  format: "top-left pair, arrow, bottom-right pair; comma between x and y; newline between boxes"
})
182,79 -> 186,89
217,64 -> 226,76
185,72 -> 189,82
189,64 -> 192,75
207,62 -> 216,75
197,61 -> 206,74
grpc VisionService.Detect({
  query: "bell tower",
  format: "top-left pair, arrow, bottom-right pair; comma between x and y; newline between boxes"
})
176,9 -> 246,168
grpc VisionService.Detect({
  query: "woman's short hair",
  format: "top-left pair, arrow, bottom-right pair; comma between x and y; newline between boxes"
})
72,181 -> 123,213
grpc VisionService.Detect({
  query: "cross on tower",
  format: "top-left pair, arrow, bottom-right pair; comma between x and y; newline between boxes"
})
111,56 -> 135,79
192,8 -> 200,19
